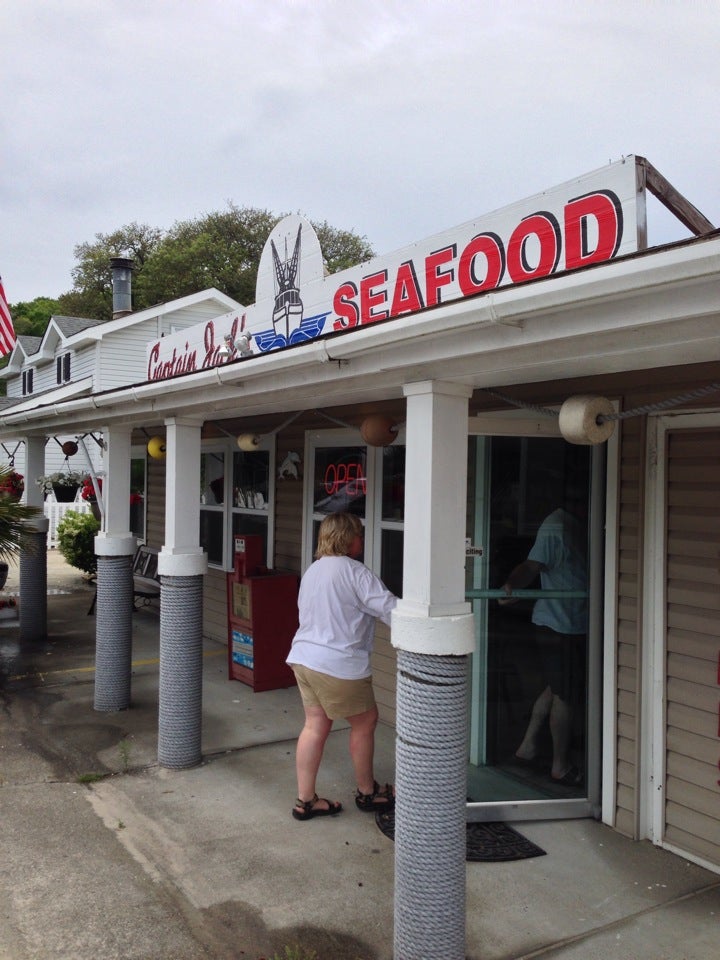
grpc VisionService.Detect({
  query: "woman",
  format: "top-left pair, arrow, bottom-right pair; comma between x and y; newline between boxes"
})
286,511 -> 397,821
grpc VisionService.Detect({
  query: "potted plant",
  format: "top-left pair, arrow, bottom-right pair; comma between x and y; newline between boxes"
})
0,469 -> 24,501
36,470 -> 86,503
0,465 -> 42,591
81,476 -> 103,520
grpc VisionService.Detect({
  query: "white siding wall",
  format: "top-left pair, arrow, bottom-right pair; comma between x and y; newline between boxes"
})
98,302 -> 238,389
68,345 -> 96,382
29,360 -> 57,394
98,322 -> 164,389
162,301 -> 236,335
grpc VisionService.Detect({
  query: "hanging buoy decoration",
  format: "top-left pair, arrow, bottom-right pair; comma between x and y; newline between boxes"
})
61,440 -> 78,457
236,433 -> 261,452
558,395 -> 615,445
147,435 -> 167,459
360,414 -> 399,447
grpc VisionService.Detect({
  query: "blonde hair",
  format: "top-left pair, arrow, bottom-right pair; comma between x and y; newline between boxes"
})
315,512 -> 363,558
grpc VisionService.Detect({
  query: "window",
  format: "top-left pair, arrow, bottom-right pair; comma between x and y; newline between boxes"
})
200,449 -> 226,566
56,352 -> 71,384
22,369 -> 34,396
231,446 -> 271,566
304,429 -> 405,596
199,439 -> 275,569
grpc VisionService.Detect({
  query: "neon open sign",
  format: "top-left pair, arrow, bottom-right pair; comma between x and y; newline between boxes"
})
323,460 -> 366,497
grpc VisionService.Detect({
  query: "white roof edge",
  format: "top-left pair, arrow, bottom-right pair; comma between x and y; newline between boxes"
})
81,287 -> 242,341
13,289 -> 244,358
0,376 -> 94,416
2,233 -> 718,435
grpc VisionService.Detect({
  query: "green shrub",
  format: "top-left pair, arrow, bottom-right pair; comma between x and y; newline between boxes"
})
56,510 -> 100,576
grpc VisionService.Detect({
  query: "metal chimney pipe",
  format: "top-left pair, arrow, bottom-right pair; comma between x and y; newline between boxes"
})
110,256 -> 134,319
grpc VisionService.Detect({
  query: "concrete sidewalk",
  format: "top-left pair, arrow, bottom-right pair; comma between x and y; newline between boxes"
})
1,552 -> 719,959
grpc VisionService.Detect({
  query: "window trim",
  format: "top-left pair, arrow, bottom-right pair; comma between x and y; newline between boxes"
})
301,427 -> 405,577
129,444 -> 148,544
56,351 -> 71,385
199,437 -> 276,571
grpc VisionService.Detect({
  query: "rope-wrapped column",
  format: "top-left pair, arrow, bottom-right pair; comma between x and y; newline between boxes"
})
158,574 -> 204,769
19,524 -> 49,643
94,553 -> 134,711
394,650 -> 469,960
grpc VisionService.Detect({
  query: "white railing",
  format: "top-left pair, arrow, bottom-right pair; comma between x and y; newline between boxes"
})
44,499 -> 93,548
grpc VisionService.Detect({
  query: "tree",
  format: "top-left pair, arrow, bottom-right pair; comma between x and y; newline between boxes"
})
57,206 -> 374,320
314,220 -> 374,274
8,297 -> 61,337
57,222 -> 163,321
136,204 -> 279,308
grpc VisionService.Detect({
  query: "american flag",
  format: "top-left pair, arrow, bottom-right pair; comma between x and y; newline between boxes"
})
0,276 -> 16,356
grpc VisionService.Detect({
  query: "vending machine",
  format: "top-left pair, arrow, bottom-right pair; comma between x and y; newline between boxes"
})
226,534 -> 299,691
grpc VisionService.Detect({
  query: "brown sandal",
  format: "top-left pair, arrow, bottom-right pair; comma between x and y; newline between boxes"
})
292,793 -> 343,821
355,780 -> 395,812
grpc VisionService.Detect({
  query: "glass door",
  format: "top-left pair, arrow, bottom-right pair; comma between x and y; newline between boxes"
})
466,423 -> 604,822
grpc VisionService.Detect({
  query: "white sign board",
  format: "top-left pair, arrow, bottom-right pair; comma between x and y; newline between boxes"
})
147,158 -> 640,381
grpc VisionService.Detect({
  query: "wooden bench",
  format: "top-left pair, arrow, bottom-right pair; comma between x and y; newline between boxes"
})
131,545 -> 161,608
87,545 -> 161,614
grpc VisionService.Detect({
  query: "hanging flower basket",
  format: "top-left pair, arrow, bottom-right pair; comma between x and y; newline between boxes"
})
37,471 -> 86,501
52,483 -> 80,502
0,470 -> 24,501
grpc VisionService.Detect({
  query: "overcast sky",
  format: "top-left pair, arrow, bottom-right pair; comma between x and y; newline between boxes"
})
2,0 -> 719,304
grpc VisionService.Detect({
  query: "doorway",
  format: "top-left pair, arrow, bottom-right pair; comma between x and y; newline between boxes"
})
465,421 -> 604,822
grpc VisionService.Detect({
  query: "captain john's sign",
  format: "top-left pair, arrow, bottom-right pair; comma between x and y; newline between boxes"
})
146,158 -> 639,381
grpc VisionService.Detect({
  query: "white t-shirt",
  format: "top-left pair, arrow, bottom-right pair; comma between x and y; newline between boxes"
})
528,507 -> 588,635
286,555 -> 397,679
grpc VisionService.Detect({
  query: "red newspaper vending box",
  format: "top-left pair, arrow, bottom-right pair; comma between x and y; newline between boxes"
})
226,534 -> 299,691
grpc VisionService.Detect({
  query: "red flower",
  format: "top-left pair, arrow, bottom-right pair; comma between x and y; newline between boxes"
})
81,477 -> 101,501
0,471 -> 24,497
82,477 -> 143,505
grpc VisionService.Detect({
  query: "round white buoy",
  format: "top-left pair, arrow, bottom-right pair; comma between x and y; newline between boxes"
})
236,433 -> 261,451
558,395 -> 615,445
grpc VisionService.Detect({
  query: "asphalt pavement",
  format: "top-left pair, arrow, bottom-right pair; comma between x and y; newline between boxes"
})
1,551 -> 719,960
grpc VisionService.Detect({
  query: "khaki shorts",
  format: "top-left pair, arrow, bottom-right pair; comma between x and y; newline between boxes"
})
291,664 -> 376,720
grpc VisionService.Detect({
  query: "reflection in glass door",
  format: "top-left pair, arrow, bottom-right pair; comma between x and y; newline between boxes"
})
466,432 -> 602,821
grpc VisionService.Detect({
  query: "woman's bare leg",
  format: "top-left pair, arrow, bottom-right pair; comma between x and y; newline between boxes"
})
295,703 -> 335,812
347,705 -> 379,795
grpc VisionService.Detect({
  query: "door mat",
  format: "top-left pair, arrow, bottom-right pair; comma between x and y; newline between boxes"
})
375,811 -> 546,862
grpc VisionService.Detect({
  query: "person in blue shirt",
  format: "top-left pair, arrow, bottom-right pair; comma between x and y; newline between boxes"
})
500,487 -> 588,785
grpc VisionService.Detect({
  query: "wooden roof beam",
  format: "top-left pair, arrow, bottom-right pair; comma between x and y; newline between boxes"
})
637,155 -> 715,236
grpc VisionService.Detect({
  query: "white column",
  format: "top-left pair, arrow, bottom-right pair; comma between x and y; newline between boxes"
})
19,435 -> 49,642
24,436 -> 46,510
93,425 -> 135,712
157,417 -> 207,768
95,424 -> 135,555
159,417 -> 206,576
392,380 -> 475,960
393,380 -> 475,649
